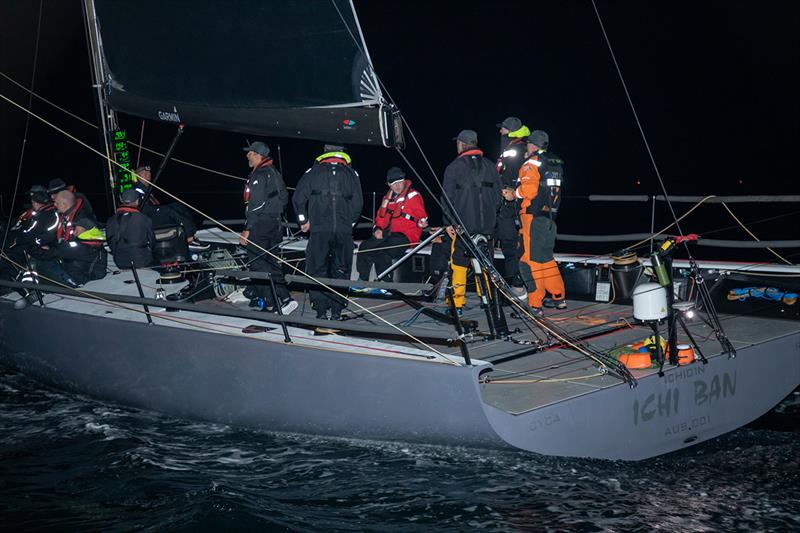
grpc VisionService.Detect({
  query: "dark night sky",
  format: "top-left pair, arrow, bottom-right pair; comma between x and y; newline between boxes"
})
1,1 -> 798,248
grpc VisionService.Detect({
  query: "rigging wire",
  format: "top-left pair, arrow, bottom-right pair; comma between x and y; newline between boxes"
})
590,0 -> 686,241
590,0 -> 738,358
0,70 -> 96,128
0,69 -> 248,183
1,251 -> 437,360
329,0 -> 638,384
135,119 -> 145,168
2,0 -> 44,252
0,90 -> 460,365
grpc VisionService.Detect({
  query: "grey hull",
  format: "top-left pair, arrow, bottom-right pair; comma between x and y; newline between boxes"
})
0,302 -> 506,449
1,301 -> 798,460
481,333 -> 800,460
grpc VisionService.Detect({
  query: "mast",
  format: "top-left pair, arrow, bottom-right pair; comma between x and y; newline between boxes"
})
81,0 -> 117,212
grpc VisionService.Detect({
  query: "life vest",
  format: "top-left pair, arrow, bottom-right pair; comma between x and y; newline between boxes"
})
17,209 -> 35,223
56,197 -> 84,243
523,150 -> 565,218
382,181 -> 417,223
376,180 -> 427,243
496,138 -> 527,186
56,197 -> 104,248
12,204 -> 56,233
315,151 -> 352,165
537,151 -> 564,218
76,227 -> 106,248
243,158 -> 274,203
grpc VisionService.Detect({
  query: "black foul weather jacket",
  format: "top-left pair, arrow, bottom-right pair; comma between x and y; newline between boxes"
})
497,138 -> 527,189
106,207 -> 155,268
441,148 -> 502,236
292,153 -> 363,234
9,203 -> 59,249
244,158 -> 288,230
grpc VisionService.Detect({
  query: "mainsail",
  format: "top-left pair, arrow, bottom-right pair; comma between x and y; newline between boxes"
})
91,0 -> 401,147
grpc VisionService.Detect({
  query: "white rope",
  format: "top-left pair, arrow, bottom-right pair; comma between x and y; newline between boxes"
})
720,202 -> 794,265
0,90 -> 459,365
0,69 -> 250,183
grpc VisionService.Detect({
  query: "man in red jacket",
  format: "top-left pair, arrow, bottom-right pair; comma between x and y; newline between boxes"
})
356,167 -> 428,281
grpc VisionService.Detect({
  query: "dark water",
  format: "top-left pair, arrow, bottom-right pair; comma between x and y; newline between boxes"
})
1,368 -> 798,532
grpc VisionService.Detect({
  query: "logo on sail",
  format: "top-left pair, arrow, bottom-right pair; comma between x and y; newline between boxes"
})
157,106 -> 181,123
342,119 -> 357,130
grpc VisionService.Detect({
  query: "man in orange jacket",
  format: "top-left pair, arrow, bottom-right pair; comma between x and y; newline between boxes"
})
515,130 -> 566,314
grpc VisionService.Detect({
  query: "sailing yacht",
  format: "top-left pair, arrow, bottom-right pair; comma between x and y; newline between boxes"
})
0,0 -> 798,461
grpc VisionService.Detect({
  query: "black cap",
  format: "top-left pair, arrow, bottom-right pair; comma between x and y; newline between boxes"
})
120,189 -> 140,204
323,144 -> 346,153
527,130 -> 549,148
135,164 -> 151,174
242,141 -> 270,157
386,166 -> 406,184
496,116 -> 522,131
47,178 -> 67,194
28,185 -> 50,204
452,129 -> 478,146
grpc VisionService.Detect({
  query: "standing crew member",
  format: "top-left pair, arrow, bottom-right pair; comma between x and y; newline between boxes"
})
356,167 -> 428,281
293,144 -> 363,320
495,116 -> 530,292
441,130 -> 502,311
106,188 -> 155,269
515,130 -> 566,314
239,141 -> 296,314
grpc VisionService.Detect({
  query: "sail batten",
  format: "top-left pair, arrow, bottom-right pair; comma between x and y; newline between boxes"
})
92,0 -> 398,146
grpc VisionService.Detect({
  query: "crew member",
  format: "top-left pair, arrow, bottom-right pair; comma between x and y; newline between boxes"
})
132,165 -> 206,250
496,116 -> 530,292
441,129 -> 502,311
356,166 -> 428,281
515,130 -> 566,314
35,190 -> 107,287
293,144 -> 363,320
238,141 -> 296,314
106,188 -> 155,269
0,185 -> 59,284
47,178 -> 95,222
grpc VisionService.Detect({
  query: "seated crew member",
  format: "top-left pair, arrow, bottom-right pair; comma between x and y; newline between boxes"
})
495,116 -> 530,293
132,165 -> 206,250
0,185 -> 59,285
515,130 -> 566,314
293,144 -> 363,320
356,166 -> 428,281
47,178 -> 95,222
238,141 -> 296,314
441,129 -> 502,313
105,188 -> 155,269
34,190 -> 107,287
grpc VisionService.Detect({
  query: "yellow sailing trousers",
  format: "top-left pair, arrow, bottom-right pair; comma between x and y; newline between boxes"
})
449,235 -> 486,308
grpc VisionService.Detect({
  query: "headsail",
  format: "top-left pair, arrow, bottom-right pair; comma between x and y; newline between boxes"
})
91,0 -> 401,147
